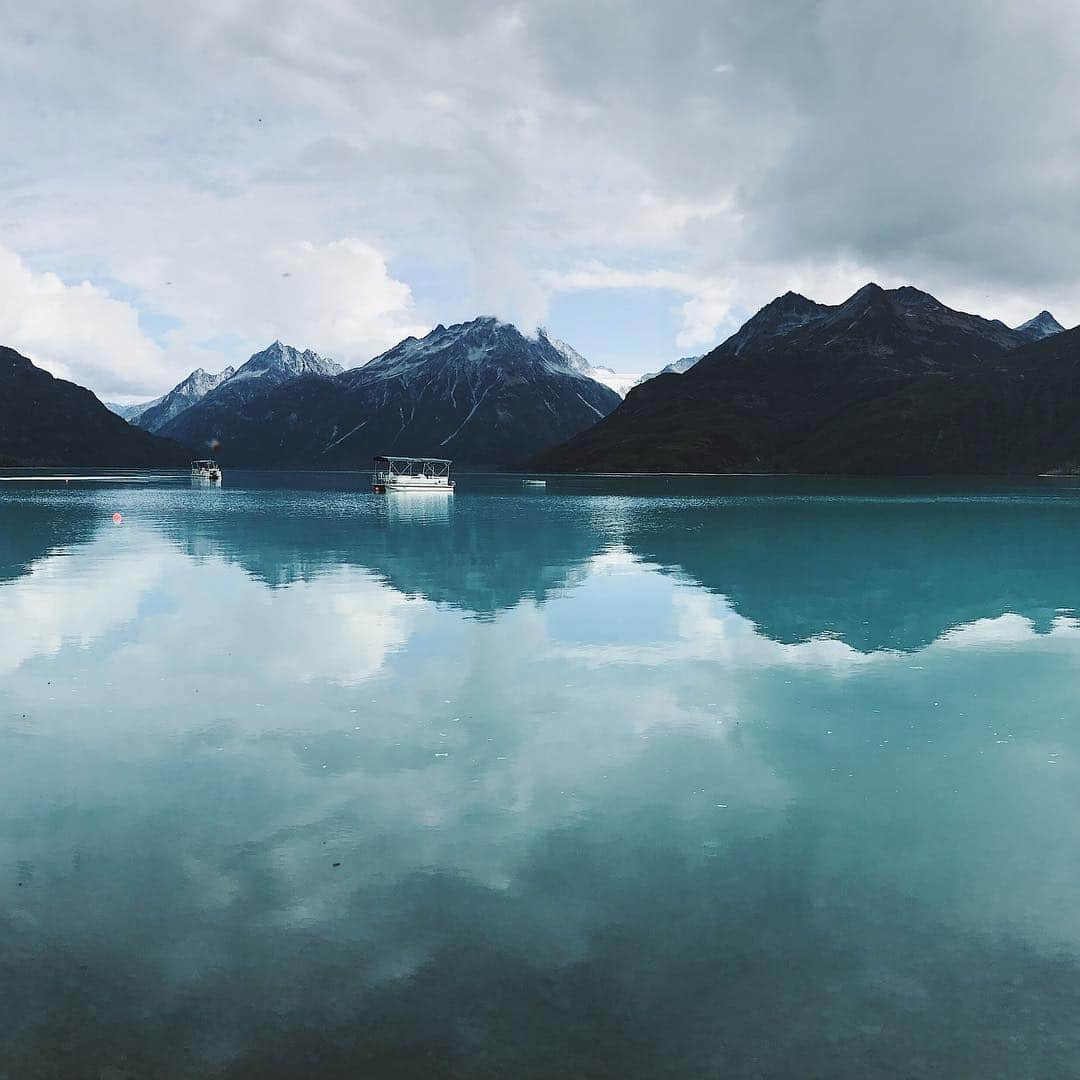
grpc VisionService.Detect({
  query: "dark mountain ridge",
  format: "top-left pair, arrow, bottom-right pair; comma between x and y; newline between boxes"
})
531,284 -> 1074,475
0,346 -> 190,467
160,318 -> 621,465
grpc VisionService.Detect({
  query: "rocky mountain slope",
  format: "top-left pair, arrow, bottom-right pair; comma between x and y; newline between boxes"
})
134,366 -> 236,432
160,342 -> 342,451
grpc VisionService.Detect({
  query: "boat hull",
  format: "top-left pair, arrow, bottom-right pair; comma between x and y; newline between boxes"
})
373,477 -> 454,493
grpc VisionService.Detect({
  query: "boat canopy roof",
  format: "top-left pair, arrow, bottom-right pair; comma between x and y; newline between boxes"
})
373,455 -> 452,465
192,459 -> 218,466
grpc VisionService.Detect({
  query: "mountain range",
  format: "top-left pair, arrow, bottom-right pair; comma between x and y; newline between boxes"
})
123,320 -> 618,466
156,341 -> 342,450
12,288 -> 1080,475
108,344 -> 341,432
531,284 -> 1077,475
0,346 -> 189,467
17,321 -> 623,469
107,366 -> 237,429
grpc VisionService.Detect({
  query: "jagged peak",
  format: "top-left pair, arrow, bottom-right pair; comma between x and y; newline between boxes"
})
828,283 -> 896,320
352,317 -> 617,394
717,289 -> 832,358
535,327 -> 595,376
231,341 -> 342,382
467,314 -> 513,332
420,315 -> 516,340
885,286 -> 955,318
757,289 -> 819,314
890,284 -> 943,304
253,340 -> 288,357
1015,310 -> 1065,341
251,340 -> 329,360
776,289 -> 816,304
253,339 -> 321,359
843,282 -> 887,304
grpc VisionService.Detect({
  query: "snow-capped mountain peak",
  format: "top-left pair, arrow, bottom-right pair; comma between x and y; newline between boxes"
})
232,341 -> 342,381
124,363 -> 237,431
174,366 -> 236,397
1014,310 -> 1065,342
351,317 -> 610,389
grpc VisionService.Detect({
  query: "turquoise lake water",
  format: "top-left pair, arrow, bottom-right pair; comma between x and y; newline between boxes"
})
4,471 -> 1080,1077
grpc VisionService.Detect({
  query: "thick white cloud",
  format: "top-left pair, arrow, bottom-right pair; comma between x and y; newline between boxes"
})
1,0 -> 1078,393
137,236 -> 428,375
0,228 -> 424,397
0,244 -> 172,395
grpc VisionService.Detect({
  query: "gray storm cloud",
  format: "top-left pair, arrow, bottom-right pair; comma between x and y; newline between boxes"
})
0,0 -> 1077,393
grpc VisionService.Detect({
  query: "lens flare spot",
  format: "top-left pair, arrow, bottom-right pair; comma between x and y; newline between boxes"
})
112,512 -> 123,524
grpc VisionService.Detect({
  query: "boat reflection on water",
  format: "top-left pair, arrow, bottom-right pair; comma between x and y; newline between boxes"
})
382,489 -> 453,525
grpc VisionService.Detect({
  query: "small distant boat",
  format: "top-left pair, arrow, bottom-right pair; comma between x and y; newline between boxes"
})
191,458 -> 222,483
522,478 -> 547,487
372,455 -> 454,493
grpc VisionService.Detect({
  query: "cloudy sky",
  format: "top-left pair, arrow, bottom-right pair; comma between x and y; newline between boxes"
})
3,0 -> 1079,399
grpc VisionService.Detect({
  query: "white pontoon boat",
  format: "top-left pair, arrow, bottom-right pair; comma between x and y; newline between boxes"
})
191,459 -> 222,483
372,455 -> 454,493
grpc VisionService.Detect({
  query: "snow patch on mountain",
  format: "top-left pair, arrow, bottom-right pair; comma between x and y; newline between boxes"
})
132,364 -> 238,432
230,341 -> 342,381
535,328 -> 638,396
338,318 -> 637,398
633,355 -> 703,388
349,318 -> 602,390
105,397 -> 163,422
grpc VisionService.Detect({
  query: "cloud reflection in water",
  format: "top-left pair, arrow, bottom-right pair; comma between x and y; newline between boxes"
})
3,477 -> 1080,1076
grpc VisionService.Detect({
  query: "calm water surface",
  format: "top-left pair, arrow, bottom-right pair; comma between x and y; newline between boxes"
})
4,471 -> 1080,1077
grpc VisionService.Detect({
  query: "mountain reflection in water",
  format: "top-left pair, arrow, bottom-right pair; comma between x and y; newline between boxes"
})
3,472 -> 1080,1078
